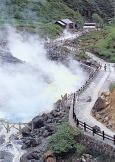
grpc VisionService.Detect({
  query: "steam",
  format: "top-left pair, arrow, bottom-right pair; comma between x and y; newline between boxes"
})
0,27 -> 87,122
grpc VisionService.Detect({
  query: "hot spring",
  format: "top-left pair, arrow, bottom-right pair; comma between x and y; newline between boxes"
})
0,28 -> 87,122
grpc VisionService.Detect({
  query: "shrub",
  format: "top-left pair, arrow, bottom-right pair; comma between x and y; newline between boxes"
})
109,83 -> 115,92
48,122 -> 85,155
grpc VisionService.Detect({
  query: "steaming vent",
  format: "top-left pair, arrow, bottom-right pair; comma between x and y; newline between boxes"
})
0,27 -> 87,123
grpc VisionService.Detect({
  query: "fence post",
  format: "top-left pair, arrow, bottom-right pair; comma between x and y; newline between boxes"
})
74,93 -> 76,101
7,122 -> 10,133
114,135 -> 115,145
76,119 -> 79,127
74,114 -> 76,122
102,131 -> 105,140
93,127 -> 95,136
84,122 -> 86,131
19,122 -> 22,135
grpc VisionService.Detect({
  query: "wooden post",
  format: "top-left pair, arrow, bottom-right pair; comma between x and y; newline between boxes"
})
32,119 -> 34,133
73,108 -> 74,118
84,122 -> 86,131
74,93 -> 76,101
93,127 -> 95,136
19,122 -> 22,135
114,135 -> 115,145
102,131 -> 105,140
74,114 -> 76,122
73,99 -> 74,110
7,122 -> 10,133
76,119 -> 79,127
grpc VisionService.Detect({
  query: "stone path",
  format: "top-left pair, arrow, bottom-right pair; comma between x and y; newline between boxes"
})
69,51 -> 115,146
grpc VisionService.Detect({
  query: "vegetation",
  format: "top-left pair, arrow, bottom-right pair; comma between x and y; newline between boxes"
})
0,0 -> 114,38
74,50 -> 90,62
92,13 -> 104,28
89,27 -> 115,62
72,26 -> 115,63
109,82 -> 115,92
48,122 -> 85,157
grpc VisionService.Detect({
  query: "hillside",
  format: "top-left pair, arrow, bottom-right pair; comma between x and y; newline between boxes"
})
0,0 -> 114,38
70,27 -> 115,63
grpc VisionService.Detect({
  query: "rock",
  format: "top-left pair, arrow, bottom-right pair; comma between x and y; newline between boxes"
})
45,125 -> 57,133
0,151 -> 4,159
54,99 -> 62,110
92,97 -> 105,112
27,152 -> 40,160
104,101 -> 110,108
101,91 -> 110,97
0,136 -> 5,144
43,130 -> 50,137
20,151 -> 41,162
106,121 -> 112,128
9,134 -> 19,141
32,117 -> 45,129
0,151 -> 13,161
93,125 -> 101,133
64,100 -> 71,109
44,151 -> 56,162
95,114 -> 102,120
104,116 -> 112,123
31,138 -> 42,147
86,96 -> 91,102
51,110 -> 57,117
84,59 -> 94,66
22,126 -> 31,137
61,93 -> 67,101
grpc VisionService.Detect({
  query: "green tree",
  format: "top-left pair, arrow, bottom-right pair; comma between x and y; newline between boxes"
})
92,13 -> 104,28
13,11 -> 24,19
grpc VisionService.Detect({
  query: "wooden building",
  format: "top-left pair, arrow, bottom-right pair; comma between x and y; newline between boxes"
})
83,23 -> 96,31
55,19 -> 74,29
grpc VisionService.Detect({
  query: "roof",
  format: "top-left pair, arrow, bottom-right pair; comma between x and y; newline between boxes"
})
83,26 -> 96,28
56,20 -> 66,26
61,19 -> 73,24
84,23 -> 96,25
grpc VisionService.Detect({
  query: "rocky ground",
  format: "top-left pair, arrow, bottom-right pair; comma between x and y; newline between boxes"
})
92,83 -> 115,132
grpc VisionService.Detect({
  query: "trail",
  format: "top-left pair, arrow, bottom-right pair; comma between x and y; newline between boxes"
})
69,50 -> 115,146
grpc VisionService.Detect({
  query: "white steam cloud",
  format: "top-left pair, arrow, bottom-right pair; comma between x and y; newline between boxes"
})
0,27 -> 87,122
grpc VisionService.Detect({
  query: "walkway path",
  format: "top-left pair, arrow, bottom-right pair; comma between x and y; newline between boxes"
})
69,50 -> 115,146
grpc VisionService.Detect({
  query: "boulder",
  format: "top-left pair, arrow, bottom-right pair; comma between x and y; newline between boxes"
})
44,151 -> 56,162
45,125 -> 57,133
22,126 -> 31,137
31,138 -> 42,147
101,91 -> 110,97
32,117 -> 45,129
84,59 -> 94,66
93,125 -> 101,133
27,152 -> 40,160
92,97 -> 105,112
20,151 -> 41,162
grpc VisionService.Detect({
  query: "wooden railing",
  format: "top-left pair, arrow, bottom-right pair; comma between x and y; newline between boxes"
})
72,92 -> 115,145
0,119 -> 34,135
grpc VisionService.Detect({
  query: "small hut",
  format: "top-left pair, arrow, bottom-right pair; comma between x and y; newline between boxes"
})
83,23 -> 96,31
55,19 -> 74,29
